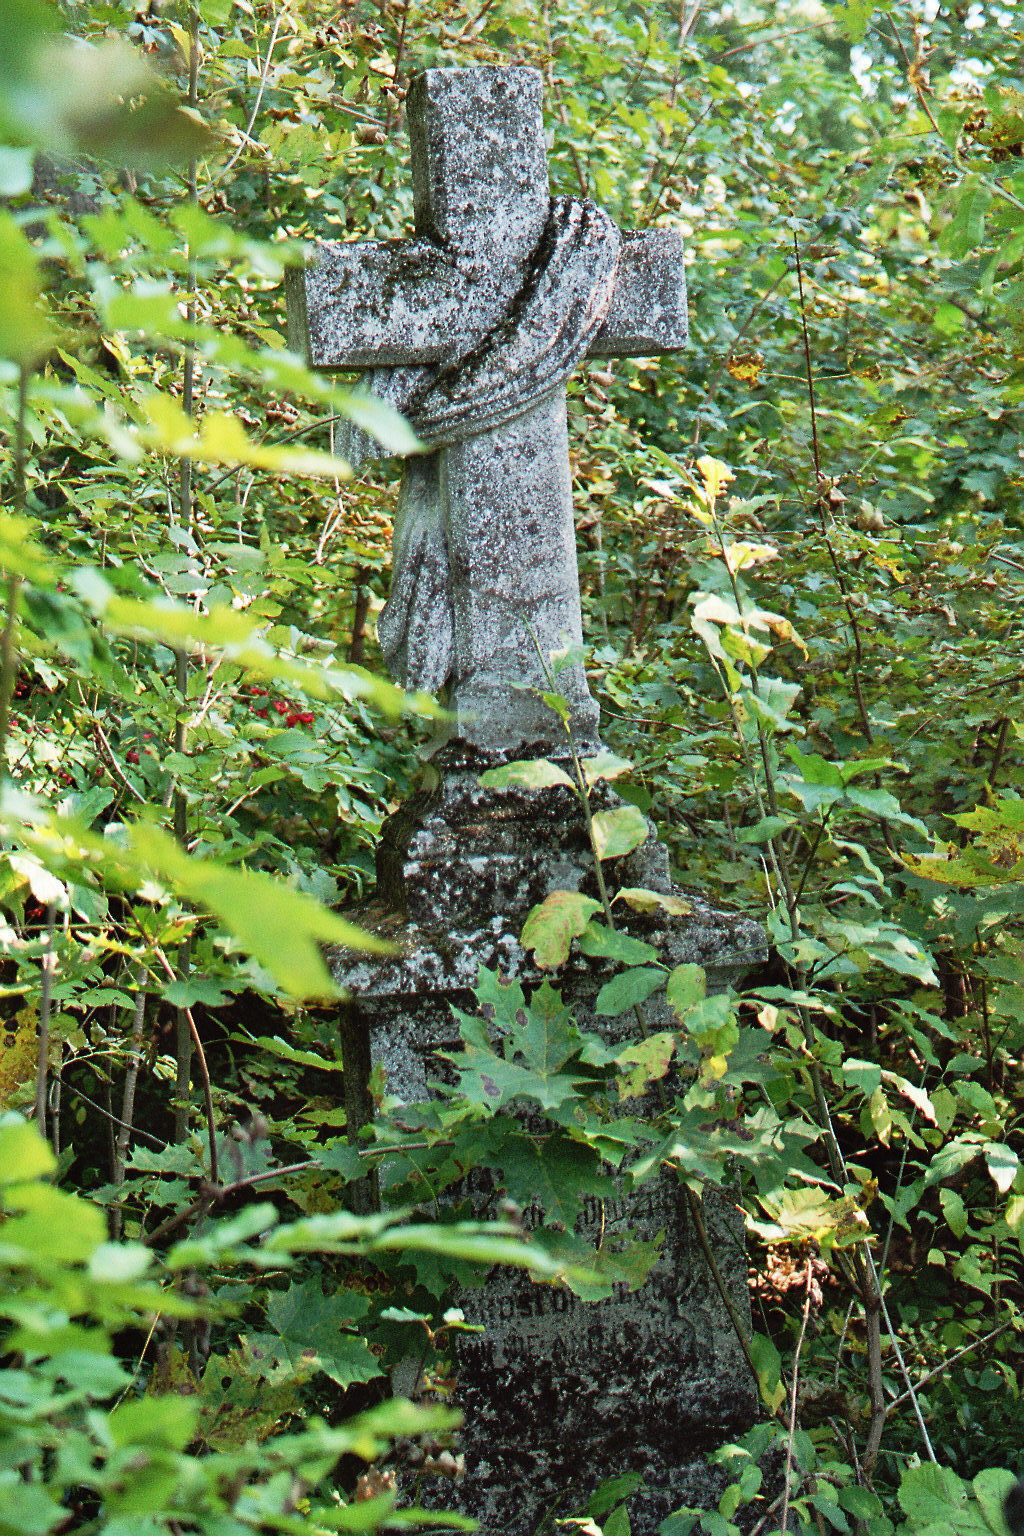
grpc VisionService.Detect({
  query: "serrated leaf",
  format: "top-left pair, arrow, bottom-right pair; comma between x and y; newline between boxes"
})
261,1277 -> 379,1388
520,891 -> 601,968
129,824 -> 391,1001
592,805 -> 650,861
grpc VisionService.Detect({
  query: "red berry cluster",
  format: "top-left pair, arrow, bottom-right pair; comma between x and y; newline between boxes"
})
248,687 -> 314,727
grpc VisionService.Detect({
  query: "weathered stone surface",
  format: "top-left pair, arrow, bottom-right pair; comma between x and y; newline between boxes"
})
333,774 -> 766,1535
285,64 -> 687,756
290,59 -> 764,1536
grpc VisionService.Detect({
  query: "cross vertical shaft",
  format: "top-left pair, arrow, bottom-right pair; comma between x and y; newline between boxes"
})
287,65 -> 688,758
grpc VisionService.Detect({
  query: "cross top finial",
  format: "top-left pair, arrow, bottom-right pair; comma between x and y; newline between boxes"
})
287,64 -> 688,757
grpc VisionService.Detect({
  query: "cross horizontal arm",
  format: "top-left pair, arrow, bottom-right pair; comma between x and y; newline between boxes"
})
287,227 -> 687,372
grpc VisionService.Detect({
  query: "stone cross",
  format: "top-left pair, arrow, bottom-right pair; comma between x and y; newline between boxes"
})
287,65 -> 687,757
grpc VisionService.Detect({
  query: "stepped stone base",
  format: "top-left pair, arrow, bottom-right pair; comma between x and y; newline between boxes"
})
332,755 -> 766,1534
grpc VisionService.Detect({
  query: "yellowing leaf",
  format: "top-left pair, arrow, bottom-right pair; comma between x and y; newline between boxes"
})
591,805 -> 650,861
0,211 -> 53,366
613,887 -> 692,918
520,891 -> 601,969
880,1071 -> 937,1125
725,353 -> 764,385
580,750 -> 632,786
137,395 -> 353,479
616,1032 -> 676,1100
724,541 -> 779,573
696,455 -> 734,502
479,759 -> 574,791
0,1008 -> 39,1110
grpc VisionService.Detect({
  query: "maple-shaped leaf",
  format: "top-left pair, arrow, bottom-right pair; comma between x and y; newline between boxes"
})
255,1278 -> 380,1388
445,977 -> 587,1114
490,1129 -> 616,1227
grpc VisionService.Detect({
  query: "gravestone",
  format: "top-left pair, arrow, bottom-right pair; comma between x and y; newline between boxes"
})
288,64 -> 766,1535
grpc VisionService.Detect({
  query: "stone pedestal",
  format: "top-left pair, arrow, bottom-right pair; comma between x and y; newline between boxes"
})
333,755 -> 766,1534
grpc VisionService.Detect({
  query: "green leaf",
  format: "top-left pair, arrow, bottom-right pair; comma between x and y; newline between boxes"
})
0,1182 -> 106,1265
341,386 -> 421,455
666,964 -> 706,1019
448,981 -> 587,1112
940,176 -> 994,260
595,966 -> 665,1017
737,814 -> 789,844
591,805 -> 650,861
479,758 -> 574,791
898,1464 -> 981,1533
129,825 -> 392,1001
972,1469 -> 1018,1536
836,0 -> 876,42
0,1473 -> 64,1536
748,1332 -> 786,1414
138,394 -> 354,478
74,575 -> 420,718
488,1129 -> 615,1227
0,1116 -> 56,1185
578,921 -> 659,965
235,1033 -> 344,1072
108,1394 -> 199,1451
260,1278 -> 380,1388
520,891 -> 602,969
940,1187 -> 968,1239
0,211 -> 53,365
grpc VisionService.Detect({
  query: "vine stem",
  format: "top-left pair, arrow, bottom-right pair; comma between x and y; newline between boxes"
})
685,1185 -> 788,1425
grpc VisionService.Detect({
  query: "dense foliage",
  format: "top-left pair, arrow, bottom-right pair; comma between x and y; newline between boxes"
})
1,1 -> 1022,1534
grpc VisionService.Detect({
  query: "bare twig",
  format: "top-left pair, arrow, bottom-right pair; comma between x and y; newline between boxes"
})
885,1322 -> 1013,1417
93,723 -> 146,803
213,10 -> 284,182
112,968 -> 149,1238
34,903 -> 57,1137
64,1082 -> 167,1150
155,945 -> 217,1184
0,366 -> 28,781
780,1260 -> 815,1536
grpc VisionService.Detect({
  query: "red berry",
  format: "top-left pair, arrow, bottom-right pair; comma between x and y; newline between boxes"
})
126,749 -> 140,764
